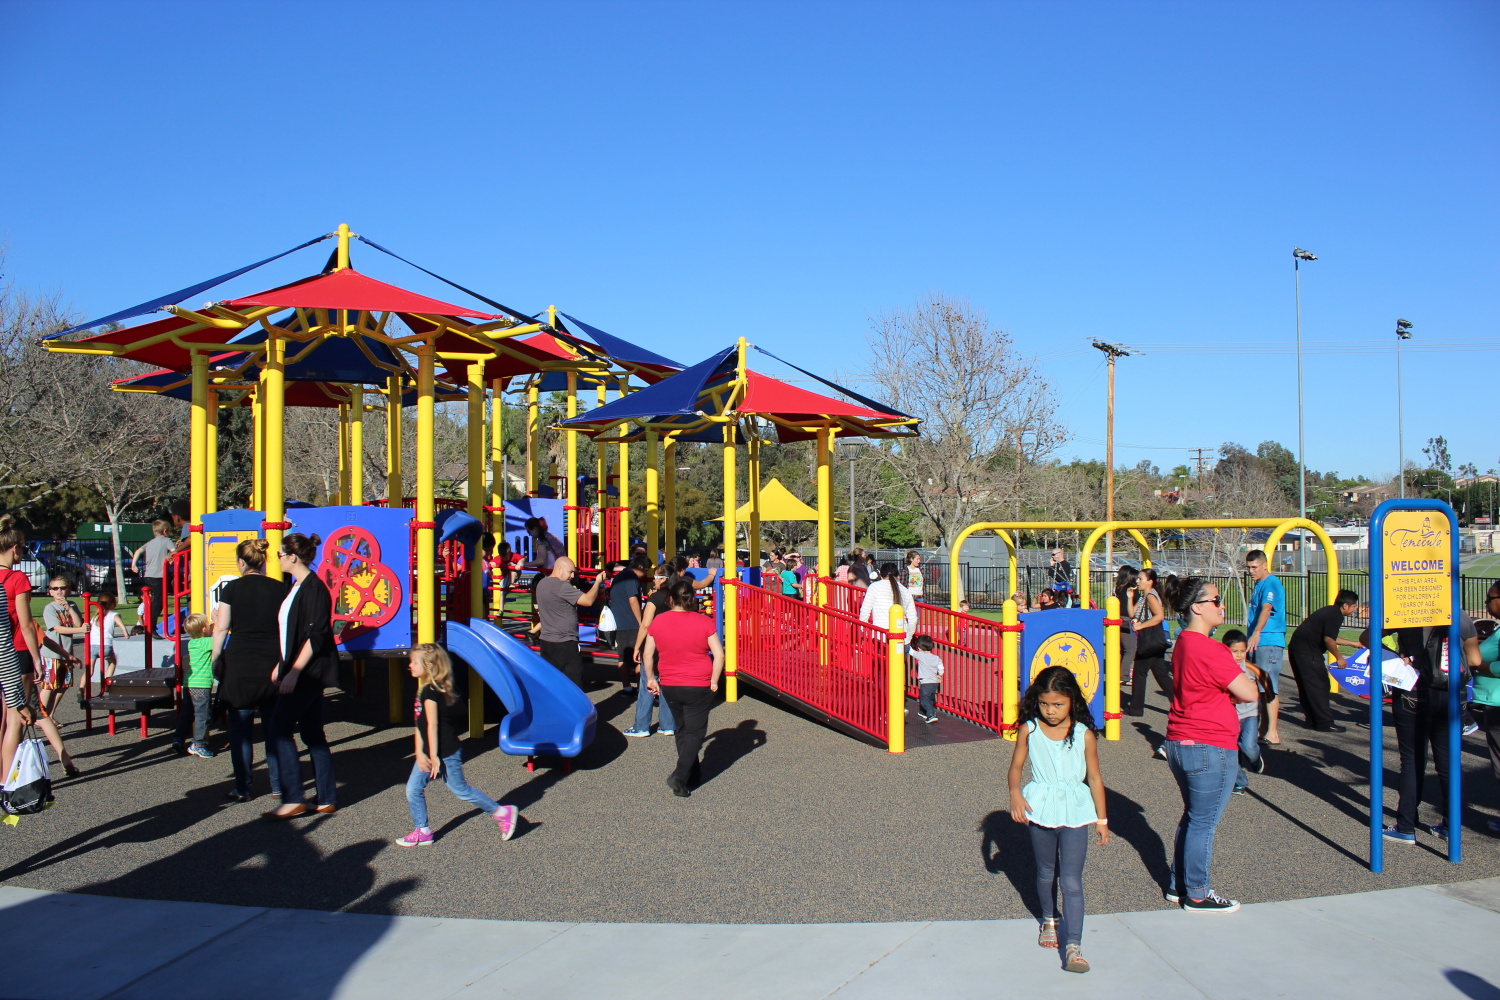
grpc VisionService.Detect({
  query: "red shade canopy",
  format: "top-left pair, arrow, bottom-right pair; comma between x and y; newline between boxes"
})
66,316 -> 251,369
225,268 -> 501,319
738,372 -> 890,421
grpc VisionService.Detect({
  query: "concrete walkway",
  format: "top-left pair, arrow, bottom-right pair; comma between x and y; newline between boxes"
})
7,880 -> 1500,1000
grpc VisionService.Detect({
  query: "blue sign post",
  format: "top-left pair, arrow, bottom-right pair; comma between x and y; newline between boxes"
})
1367,498 -> 1462,872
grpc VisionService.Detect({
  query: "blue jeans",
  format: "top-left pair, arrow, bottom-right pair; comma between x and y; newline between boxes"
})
269,684 -> 336,806
227,703 -> 279,797
635,678 -> 676,732
1165,740 -> 1237,899
1029,823 -> 1089,946
174,688 -> 213,745
918,683 -> 939,718
406,751 -> 500,829
1249,645 -> 1283,695
1235,716 -> 1261,789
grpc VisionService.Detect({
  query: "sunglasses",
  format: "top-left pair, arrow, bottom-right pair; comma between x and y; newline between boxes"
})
47,586 -> 68,591
1193,594 -> 1224,608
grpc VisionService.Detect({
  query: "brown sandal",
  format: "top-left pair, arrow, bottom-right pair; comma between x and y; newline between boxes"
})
1064,944 -> 1090,973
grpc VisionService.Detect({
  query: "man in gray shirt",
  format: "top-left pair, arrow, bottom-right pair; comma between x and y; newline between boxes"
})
534,557 -> 602,688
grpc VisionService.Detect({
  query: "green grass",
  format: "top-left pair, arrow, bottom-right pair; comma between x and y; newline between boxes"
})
1464,553 -> 1500,580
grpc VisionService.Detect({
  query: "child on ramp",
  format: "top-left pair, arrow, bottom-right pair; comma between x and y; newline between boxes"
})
1006,666 -> 1109,974
396,643 -> 520,847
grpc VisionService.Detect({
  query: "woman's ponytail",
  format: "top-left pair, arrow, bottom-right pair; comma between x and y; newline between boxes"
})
1162,574 -> 1207,618
237,538 -> 270,571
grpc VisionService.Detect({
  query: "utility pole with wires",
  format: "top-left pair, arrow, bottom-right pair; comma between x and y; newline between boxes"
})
1189,447 -> 1213,484
1092,340 -> 1132,571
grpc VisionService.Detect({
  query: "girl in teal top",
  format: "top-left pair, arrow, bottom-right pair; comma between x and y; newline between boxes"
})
1007,666 -> 1109,975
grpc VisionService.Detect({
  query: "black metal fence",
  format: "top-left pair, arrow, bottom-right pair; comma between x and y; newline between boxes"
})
21,540 -> 139,593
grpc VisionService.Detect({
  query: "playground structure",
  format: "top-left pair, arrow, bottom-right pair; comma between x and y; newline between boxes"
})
42,223 -> 1369,761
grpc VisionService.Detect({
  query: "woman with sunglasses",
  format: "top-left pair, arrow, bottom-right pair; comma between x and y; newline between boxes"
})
263,533 -> 339,820
1159,575 -> 1259,914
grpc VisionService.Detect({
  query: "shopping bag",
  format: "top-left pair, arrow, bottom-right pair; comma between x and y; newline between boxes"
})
2,731 -> 53,822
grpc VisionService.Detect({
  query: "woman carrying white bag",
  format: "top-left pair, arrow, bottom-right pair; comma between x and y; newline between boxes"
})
0,587 -> 50,819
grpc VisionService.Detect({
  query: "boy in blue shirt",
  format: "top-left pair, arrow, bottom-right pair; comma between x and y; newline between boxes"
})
1245,549 -> 1286,745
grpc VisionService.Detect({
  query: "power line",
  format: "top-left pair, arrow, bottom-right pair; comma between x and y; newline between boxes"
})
1190,447 -> 1214,481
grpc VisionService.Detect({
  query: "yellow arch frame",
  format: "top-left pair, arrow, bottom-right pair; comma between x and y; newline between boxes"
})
948,517 -> 1341,742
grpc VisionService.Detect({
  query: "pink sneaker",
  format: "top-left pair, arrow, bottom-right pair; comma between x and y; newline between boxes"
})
396,828 -> 434,847
494,805 -> 518,841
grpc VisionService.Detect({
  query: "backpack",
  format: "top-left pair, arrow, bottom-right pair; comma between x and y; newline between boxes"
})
2,729 -> 53,820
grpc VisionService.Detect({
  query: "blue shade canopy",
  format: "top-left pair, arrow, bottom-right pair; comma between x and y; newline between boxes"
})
46,234 -> 334,339
558,312 -> 681,372
559,346 -> 737,429
227,326 -> 407,384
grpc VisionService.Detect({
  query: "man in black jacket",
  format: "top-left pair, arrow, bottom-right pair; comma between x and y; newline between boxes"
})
1286,590 -> 1360,732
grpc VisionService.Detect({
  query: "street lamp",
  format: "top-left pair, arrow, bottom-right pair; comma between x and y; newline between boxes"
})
1092,340 -> 1131,570
1396,318 -> 1413,498
1293,247 -> 1317,574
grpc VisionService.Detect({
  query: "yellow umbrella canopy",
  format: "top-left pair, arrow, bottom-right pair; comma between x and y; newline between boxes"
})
713,478 -> 818,522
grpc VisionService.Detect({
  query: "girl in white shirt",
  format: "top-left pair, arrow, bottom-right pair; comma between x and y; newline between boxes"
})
89,592 -> 127,681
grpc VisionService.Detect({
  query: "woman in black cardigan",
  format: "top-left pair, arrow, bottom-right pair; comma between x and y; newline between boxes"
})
263,533 -> 339,821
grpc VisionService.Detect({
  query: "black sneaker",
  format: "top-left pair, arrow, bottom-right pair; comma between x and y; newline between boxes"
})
1181,890 -> 1239,913
1252,755 -> 1267,775
1316,724 -> 1347,734
1232,785 -> 1248,796
1163,888 -> 1182,904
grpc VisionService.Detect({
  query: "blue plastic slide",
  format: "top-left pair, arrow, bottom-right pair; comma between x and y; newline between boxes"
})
444,618 -> 597,759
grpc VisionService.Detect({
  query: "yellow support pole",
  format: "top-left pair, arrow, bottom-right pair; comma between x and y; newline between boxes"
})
1002,598 -> 1020,740
1105,595 -> 1121,741
816,427 -> 833,580
205,388 -> 219,515
335,222 -> 351,270
748,435 -> 761,576
565,372 -> 578,563
722,422 -> 738,701
490,378 -> 505,510
188,351 -> 207,614
386,375 -> 403,505
596,384 -> 608,527
264,333 -> 287,580
387,657 -> 403,725
336,401 -> 349,506
415,343 -> 437,644
888,604 -> 907,753
251,385 -> 263,511
664,434 -> 678,560
617,377 -> 630,561
349,388 -> 364,507
466,362 -> 486,740
645,429 -> 660,563
526,383 -> 539,495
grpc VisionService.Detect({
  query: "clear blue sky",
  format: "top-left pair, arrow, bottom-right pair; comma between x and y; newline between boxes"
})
3,1 -> 1495,482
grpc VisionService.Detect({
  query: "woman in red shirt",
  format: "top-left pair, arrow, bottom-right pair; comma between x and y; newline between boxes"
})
1160,575 -> 1259,914
643,579 -> 724,798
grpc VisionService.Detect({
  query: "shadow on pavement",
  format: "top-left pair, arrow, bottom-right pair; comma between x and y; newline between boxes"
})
1445,969 -> 1500,1000
698,718 -> 767,785
980,810 -> 1040,920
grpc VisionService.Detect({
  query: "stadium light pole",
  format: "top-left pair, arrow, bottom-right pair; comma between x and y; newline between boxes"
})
1396,318 -> 1413,498
1293,247 -> 1317,574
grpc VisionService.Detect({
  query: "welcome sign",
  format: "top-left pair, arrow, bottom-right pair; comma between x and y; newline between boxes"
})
1380,510 -> 1452,629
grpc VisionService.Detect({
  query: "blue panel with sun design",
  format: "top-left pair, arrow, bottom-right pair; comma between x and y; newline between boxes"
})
1018,608 -> 1106,727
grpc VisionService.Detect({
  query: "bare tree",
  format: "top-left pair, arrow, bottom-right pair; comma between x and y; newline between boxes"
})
862,294 -> 1067,545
